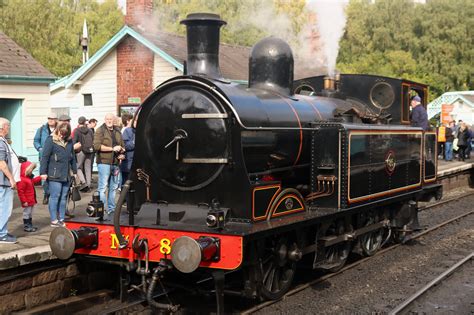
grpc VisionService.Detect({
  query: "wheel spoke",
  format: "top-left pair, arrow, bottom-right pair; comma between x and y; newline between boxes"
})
327,248 -> 335,262
263,260 -> 274,284
256,237 -> 297,300
266,264 -> 276,291
273,268 -> 280,292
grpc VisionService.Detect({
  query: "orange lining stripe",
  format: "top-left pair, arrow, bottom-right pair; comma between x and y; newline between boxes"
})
401,83 -> 428,124
278,96 -> 303,166
423,132 -> 438,183
271,194 -> 305,218
300,97 -> 323,120
347,130 -> 423,203
252,184 -> 281,221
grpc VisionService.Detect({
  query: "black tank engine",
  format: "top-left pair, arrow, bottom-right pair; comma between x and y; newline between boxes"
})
50,13 -> 442,312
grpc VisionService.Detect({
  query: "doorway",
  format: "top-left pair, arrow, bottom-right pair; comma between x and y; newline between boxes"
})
0,98 -> 23,156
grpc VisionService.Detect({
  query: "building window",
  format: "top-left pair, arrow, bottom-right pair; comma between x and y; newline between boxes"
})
83,94 -> 93,106
119,104 -> 139,117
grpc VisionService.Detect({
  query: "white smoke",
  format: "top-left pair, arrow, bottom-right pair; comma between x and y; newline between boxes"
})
307,0 -> 348,76
230,1 -> 295,44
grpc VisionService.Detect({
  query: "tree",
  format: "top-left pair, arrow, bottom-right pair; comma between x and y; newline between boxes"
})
0,0 -> 124,77
337,0 -> 474,100
155,0 -> 309,47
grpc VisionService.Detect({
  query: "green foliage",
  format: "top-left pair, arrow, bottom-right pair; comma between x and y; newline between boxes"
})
155,0 -> 309,47
0,0 -> 124,77
1,0 -> 471,99
338,0 -> 474,100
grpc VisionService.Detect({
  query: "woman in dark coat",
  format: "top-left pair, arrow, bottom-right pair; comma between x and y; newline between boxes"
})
40,123 -> 77,227
456,122 -> 469,161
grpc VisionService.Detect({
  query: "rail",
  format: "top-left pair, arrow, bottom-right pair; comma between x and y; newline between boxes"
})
241,202 -> 474,314
389,252 -> 473,315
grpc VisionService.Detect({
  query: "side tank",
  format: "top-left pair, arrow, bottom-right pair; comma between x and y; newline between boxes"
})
215,37 -> 354,176
216,81 -> 353,175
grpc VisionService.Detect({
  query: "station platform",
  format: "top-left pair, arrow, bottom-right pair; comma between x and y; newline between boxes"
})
1,159 -> 473,270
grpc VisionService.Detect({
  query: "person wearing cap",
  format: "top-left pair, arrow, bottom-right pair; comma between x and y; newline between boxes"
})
33,112 -> 58,204
73,116 -> 94,192
410,95 -> 429,130
87,118 -> 98,169
58,114 -> 71,123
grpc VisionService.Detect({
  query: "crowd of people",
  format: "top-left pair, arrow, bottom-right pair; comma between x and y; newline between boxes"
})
408,94 -> 473,161
439,119 -> 473,162
0,112 -> 136,244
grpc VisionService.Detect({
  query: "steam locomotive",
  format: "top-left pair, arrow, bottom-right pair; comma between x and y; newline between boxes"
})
50,13 -> 442,312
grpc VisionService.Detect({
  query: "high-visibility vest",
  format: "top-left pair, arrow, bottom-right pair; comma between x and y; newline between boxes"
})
438,126 -> 446,142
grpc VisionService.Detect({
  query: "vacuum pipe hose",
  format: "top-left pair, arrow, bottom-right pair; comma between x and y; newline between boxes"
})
114,179 -> 132,249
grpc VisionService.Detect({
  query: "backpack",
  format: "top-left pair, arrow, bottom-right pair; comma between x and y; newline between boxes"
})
79,129 -> 94,154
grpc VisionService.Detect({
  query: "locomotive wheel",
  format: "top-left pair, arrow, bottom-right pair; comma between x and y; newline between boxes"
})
393,225 -> 409,243
359,216 -> 385,256
321,222 -> 352,273
258,237 -> 296,300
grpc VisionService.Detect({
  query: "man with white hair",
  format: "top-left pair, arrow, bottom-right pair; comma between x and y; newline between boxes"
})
0,118 -> 20,243
93,113 -> 125,216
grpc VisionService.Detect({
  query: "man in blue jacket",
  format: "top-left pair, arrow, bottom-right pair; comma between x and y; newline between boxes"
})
33,112 -> 58,204
410,95 -> 429,130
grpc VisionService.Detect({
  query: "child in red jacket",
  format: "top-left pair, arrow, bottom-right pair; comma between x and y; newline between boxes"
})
17,161 -> 41,232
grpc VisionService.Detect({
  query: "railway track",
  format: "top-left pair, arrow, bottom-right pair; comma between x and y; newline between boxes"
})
240,201 -> 474,314
25,193 -> 474,315
389,251 -> 474,315
418,190 -> 474,212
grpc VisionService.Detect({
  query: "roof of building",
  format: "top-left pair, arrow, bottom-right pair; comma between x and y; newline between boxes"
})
0,31 -> 55,83
141,29 -> 252,81
50,25 -> 319,91
427,91 -> 474,118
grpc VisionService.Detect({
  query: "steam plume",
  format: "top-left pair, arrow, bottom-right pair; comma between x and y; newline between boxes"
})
307,0 -> 348,76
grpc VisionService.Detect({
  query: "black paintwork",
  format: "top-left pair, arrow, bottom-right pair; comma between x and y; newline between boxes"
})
180,13 -> 226,78
424,133 -> 437,181
130,70 -> 440,225
249,37 -> 294,96
348,130 -> 422,201
294,74 -> 429,126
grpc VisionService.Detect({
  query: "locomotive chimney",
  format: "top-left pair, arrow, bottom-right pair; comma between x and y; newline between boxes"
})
320,73 -> 344,99
249,37 -> 294,96
323,76 -> 335,90
180,13 -> 226,78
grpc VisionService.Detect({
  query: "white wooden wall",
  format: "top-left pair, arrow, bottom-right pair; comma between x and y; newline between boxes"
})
50,50 -> 117,127
0,82 -> 50,160
153,54 -> 182,88
450,100 -> 474,126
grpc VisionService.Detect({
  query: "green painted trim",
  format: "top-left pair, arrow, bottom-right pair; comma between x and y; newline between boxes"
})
52,27 -> 127,90
0,75 -> 56,84
52,25 -> 183,91
126,27 -> 184,71
49,76 -> 70,91
456,95 -> 474,107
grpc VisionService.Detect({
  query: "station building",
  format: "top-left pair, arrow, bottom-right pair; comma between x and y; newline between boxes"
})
49,0 -> 318,127
0,31 -> 55,162
428,91 -> 474,125
49,0 -> 250,126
